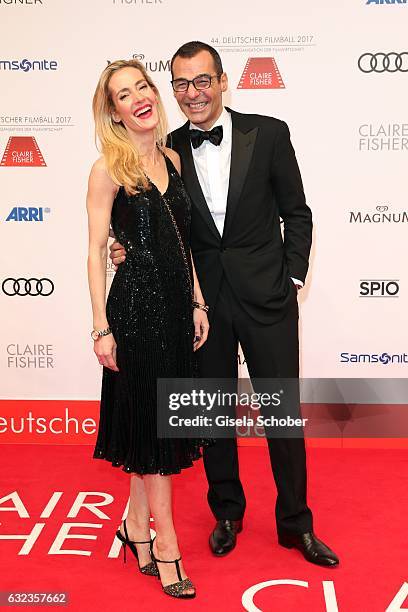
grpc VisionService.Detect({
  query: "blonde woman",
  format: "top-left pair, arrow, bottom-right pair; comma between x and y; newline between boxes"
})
87,60 -> 210,599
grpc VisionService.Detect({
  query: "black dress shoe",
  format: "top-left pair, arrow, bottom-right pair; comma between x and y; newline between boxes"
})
209,520 -> 243,556
278,531 -> 339,567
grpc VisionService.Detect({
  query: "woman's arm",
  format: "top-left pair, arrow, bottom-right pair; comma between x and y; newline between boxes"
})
165,146 -> 210,350
86,157 -> 119,371
191,252 -> 209,351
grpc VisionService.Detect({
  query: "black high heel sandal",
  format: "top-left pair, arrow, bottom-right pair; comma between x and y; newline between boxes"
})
150,537 -> 196,599
115,519 -> 158,576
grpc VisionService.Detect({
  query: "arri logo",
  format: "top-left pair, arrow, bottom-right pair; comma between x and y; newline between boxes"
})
340,352 -> 408,364
0,58 -> 57,71
6,207 -> 50,221
0,137 -> 46,167
238,58 -> 285,89
359,279 -> 400,297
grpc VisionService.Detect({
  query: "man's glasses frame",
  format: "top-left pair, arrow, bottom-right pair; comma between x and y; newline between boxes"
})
171,73 -> 222,93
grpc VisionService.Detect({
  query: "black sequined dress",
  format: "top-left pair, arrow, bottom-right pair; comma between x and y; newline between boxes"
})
94,155 -> 204,475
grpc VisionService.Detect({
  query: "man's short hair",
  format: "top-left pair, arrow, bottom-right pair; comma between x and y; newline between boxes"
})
170,41 -> 224,78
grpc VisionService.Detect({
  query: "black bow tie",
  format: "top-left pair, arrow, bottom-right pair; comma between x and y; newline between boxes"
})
190,125 -> 223,149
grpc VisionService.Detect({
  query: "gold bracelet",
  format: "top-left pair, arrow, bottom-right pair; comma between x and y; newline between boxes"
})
192,301 -> 209,312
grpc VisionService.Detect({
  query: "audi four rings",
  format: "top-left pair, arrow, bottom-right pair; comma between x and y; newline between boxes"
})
2,278 -> 54,296
358,52 -> 408,73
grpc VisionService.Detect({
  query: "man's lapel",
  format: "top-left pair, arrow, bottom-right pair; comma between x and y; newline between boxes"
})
176,122 -> 220,240
223,108 -> 258,238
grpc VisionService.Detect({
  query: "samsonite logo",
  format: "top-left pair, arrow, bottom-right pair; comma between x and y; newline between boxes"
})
340,352 -> 408,364
6,207 -> 50,222
0,59 -> 57,72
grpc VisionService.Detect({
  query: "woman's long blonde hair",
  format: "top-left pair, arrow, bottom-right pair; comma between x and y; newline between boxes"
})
92,59 -> 168,195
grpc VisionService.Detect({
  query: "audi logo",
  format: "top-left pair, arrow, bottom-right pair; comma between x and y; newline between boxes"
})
2,278 -> 54,296
358,52 -> 408,73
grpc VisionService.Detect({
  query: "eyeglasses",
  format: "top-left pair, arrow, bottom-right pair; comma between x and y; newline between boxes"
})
171,73 -> 221,93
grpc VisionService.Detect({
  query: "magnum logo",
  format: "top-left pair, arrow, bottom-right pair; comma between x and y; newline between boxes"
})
0,136 -> 46,167
237,57 -> 285,89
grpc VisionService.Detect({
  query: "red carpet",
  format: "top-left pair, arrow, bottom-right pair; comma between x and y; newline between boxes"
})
1,445 -> 408,611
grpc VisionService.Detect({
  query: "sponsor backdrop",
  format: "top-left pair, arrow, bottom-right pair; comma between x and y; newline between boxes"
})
0,0 -> 407,444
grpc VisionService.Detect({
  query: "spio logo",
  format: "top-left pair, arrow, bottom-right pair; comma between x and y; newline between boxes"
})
359,279 -> 400,297
6,207 -> 50,222
366,0 -> 407,4
0,59 -> 57,71
358,52 -> 408,73
2,278 -> 54,296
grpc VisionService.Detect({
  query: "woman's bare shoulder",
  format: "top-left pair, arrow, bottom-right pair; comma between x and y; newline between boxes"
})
164,147 -> 181,174
89,157 -> 118,195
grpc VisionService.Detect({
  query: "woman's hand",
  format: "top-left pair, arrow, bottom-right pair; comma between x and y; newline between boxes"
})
94,334 -> 119,371
193,309 -> 210,351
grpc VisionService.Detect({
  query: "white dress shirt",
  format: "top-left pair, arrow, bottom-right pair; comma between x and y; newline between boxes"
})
189,107 -> 303,287
190,107 -> 232,236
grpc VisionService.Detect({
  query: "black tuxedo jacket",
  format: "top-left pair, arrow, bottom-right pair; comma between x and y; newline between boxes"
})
169,108 -> 312,324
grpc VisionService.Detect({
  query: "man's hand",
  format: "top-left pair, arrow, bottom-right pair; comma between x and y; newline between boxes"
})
291,277 -> 303,292
110,241 -> 126,269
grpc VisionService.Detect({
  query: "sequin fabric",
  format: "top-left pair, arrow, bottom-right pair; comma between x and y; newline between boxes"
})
93,155 -> 206,475
163,578 -> 195,598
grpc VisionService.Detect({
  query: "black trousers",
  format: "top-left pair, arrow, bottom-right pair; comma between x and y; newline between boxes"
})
197,277 -> 313,534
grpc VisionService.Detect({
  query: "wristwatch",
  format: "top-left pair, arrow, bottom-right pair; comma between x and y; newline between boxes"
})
91,327 -> 112,341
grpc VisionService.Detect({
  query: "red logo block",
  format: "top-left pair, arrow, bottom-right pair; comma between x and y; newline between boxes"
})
238,57 -> 285,89
1,136 -> 46,167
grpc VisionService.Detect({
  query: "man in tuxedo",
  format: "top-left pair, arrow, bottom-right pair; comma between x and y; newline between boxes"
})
111,41 -> 338,566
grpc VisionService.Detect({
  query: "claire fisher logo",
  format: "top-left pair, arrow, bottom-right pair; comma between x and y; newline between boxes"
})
0,59 -> 57,71
358,123 -> 408,151
242,580 -> 408,611
238,57 -> 285,89
6,343 -> 54,368
1,137 -> 46,166
0,0 -> 43,4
